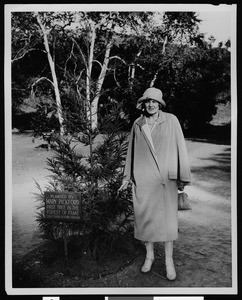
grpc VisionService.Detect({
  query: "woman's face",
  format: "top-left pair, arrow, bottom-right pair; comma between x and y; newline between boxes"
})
144,99 -> 159,115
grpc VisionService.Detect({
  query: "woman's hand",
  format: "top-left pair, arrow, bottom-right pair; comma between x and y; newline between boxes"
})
118,180 -> 129,193
178,181 -> 186,191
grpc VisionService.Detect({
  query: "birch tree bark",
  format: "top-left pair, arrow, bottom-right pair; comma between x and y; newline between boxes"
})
85,17 -> 115,130
91,39 -> 112,129
35,12 -> 64,135
74,12 -> 152,129
150,35 -> 167,87
86,20 -> 96,130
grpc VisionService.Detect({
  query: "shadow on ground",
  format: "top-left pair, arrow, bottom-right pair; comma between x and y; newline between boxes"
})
190,146 -> 231,198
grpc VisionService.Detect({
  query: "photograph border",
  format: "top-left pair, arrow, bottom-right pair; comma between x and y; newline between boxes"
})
5,3 -> 238,296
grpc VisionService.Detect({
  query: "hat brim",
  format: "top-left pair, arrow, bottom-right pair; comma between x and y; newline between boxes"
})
136,96 -> 166,109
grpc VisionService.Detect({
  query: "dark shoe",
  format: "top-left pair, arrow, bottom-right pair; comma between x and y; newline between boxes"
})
141,257 -> 155,273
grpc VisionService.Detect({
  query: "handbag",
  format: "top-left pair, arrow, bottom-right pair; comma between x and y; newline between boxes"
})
178,191 -> 191,211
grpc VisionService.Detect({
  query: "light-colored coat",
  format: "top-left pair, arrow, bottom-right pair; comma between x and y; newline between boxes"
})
123,111 -> 191,242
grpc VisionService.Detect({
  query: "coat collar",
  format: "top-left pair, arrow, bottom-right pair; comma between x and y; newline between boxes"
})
135,110 -> 166,127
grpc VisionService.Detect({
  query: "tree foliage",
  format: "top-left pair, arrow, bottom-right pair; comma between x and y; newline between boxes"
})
11,11 -> 230,133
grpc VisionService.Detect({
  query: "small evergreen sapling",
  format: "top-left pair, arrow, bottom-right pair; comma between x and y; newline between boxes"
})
35,102 -> 134,260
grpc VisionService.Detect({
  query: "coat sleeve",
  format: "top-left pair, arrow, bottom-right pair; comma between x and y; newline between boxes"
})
173,115 -> 191,183
123,124 -> 135,182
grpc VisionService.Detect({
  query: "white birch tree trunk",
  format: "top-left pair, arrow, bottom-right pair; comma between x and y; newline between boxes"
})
129,50 -> 142,89
86,21 -> 96,129
150,36 -> 168,87
150,72 -> 158,87
35,13 -> 64,135
91,39 -> 112,129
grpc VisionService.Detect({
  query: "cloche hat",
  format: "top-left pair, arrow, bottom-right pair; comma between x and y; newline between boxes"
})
136,87 -> 166,109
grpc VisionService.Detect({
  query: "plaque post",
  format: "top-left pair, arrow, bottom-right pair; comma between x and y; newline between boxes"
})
63,221 -> 68,274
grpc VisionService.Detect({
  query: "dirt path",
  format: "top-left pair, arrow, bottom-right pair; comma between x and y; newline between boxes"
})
11,132 -> 233,288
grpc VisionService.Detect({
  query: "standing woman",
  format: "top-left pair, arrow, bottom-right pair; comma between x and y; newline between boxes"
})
119,87 -> 191,281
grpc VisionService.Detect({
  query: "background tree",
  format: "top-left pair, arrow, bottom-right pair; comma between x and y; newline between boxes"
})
11,11 -> 72,134
111,12 -> 230,130
105,12 -> 204,127
34,12 -> 66,134
11,10 -> 230,134
11,12 -> 43,130
60,11 -> 154,129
